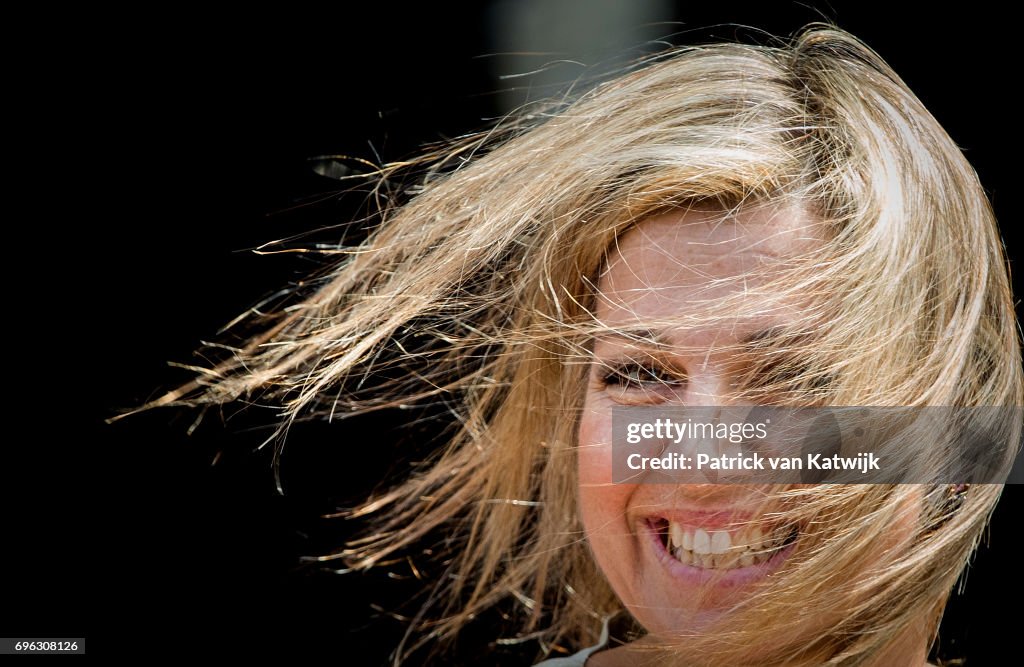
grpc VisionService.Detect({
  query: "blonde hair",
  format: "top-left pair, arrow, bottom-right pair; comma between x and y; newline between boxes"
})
129,22 -> 1022,666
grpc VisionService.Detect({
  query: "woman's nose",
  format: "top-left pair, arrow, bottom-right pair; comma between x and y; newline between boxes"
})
670,368 -> 750,482
682,367 -> 734,407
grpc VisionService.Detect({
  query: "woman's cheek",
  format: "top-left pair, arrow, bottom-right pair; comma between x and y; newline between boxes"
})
576,402 -> 633,550
577,398 -> 614,486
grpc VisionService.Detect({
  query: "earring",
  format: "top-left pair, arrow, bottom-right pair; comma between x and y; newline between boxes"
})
945,483 -> 970,512
925,483 -> 972,534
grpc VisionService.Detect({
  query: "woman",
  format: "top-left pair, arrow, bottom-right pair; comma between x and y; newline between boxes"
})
135,23 -> 1022,666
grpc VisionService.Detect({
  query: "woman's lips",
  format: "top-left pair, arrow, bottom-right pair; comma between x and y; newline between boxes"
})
643,515 -> 798,586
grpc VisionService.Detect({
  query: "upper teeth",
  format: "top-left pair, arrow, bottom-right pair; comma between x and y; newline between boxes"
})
665,522 -> 790,569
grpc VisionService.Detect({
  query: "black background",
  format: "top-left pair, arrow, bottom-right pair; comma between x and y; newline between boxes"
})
9,2 -> 1020,664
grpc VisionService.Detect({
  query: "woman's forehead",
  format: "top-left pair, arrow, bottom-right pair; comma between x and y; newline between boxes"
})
601,204 -> 821,280
593,204 -> 822,332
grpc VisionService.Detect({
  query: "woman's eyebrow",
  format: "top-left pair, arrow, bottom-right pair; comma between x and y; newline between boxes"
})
593,327 -> 674,349
739,326 -> 794,346
593,326 -> 792,349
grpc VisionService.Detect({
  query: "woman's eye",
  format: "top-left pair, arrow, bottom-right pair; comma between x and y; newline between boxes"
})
745,361 -> 832,392
599,362 -> 686,391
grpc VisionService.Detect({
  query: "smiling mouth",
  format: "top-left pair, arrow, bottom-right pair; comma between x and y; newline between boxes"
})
649,518 -> 799,570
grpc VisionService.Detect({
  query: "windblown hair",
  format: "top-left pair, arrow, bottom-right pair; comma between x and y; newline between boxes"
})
134,23 -> 1022,666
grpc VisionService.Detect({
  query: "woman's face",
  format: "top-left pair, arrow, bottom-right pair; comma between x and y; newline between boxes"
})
577,204 -> 828,636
